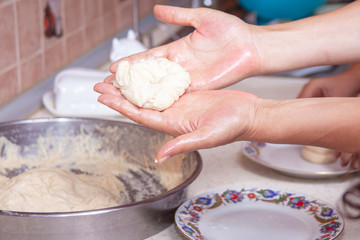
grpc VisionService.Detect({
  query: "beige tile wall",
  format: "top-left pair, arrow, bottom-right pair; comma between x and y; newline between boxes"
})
0,0 -> 167,106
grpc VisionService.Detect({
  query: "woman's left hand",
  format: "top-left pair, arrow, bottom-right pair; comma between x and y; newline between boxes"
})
94,77 -> 258,163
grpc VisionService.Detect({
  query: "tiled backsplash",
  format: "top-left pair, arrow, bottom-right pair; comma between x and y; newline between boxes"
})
0,0 -> 167,106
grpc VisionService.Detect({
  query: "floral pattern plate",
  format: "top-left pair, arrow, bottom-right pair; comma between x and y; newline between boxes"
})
175,188 -> 344,240
242,141 -> 360,179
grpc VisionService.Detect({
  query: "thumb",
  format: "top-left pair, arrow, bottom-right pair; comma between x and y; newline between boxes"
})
154,5 -> 199,28
155,129 -> 213,163
297,85 -> 323,98
297,80 -> 327,98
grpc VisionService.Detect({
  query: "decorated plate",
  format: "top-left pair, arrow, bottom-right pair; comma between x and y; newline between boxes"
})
241,141 -> 360,179
175,188 -> 344,240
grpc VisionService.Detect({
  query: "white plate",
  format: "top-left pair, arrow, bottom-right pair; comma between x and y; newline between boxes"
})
241,142 -> 360,179
175,187 -> 344,240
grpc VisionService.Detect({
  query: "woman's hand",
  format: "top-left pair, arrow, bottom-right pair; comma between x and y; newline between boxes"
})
338,152 -> 360,169
298,74 -> 360,98
298,64 -> 360,169
94,78 -> 259,162
109,5 -> 259,91
95,77 -> 360,164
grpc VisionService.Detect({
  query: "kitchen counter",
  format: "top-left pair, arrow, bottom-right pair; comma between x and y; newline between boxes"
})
30,75 -> 360,240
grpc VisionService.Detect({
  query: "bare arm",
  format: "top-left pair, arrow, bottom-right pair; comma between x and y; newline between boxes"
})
254,1 -> 360,75
95,80 -> 360,166
109,2 -> 360,91
251,97 -> 360,153
95,1 -> 360,168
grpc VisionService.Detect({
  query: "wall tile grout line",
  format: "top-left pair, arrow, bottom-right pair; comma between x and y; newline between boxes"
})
13,1 -> 21,94
0,0 -> 191,122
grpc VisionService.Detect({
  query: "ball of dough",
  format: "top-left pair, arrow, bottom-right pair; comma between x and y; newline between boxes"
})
113,58 -> 191,111
0,168 -> 121,212
301,146 -> 337,164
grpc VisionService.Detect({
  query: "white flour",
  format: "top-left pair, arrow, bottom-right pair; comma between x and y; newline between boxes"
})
0,124 -> 186,212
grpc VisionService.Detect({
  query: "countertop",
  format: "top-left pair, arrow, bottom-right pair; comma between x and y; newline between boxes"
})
30,75 -> 360,240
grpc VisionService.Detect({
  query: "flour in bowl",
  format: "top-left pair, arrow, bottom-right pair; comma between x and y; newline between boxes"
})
0,168 -> 121,212
0,127 -> 186,213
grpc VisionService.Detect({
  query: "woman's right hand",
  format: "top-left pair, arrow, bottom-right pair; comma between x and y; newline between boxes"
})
109,5 -> 260,92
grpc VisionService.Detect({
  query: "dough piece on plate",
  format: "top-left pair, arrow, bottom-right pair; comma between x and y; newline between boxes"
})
301,146 -> 337,164
113,58 -> 191,111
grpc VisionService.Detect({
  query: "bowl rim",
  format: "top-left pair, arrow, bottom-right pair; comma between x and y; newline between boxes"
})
0,117 -> 203,217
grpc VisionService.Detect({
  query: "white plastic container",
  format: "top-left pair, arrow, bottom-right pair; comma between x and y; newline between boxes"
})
42,68 -> 121,118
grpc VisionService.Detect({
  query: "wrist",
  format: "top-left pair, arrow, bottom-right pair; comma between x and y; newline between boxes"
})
244,98 -> 281,142
252,23 -> 319,75
246,97 -> 360,152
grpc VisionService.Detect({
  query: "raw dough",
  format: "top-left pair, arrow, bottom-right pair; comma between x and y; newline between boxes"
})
0,168 -> 121,212
114,58 -> 191,111
0,127 -> 186,213
301,146 -> 337,164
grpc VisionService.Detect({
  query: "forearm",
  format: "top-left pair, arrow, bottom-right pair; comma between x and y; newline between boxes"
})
249,97 -> 360,153
251,1 -> 360,75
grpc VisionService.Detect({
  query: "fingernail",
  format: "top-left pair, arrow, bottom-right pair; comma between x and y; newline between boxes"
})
155,156 -> 169,164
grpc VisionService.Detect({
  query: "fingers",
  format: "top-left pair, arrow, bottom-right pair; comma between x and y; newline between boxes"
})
109,5 -> 200,74
297,81 -> 324,98
94,82 -> 119,96
94,80 -> 140,117
95,78 -> 167,130
350,153 -> 360,169
110,52 -> 152,73
340,152 -> 360,169
109,46 -> 169,73
155,128 -> 216,163
341,152 -> 352,166
155,135 -> 197,164
104,74 -> 115,83
96,87 -> 165,130
97,93 -> 141,119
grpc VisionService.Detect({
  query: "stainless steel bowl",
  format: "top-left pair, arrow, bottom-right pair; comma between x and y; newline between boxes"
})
0,118 -> 202,240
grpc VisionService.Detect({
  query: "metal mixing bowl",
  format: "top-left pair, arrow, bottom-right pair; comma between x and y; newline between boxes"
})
0,118 -> 202,240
